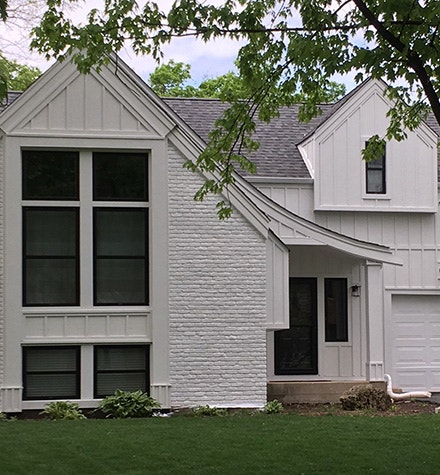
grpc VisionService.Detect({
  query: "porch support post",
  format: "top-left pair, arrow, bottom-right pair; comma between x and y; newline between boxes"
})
365,261 -> 384,381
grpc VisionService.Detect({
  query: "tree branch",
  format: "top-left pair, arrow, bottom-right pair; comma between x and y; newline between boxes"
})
352,0 -> 440,127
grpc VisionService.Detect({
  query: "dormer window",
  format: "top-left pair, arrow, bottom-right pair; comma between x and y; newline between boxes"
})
365,141 -> 386,194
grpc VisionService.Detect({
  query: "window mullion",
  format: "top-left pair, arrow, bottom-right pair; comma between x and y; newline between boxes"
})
80,151 -> 94,307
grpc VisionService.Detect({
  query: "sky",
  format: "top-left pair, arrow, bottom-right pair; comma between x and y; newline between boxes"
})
0,0 -> 244,86
0,0 -> 357,91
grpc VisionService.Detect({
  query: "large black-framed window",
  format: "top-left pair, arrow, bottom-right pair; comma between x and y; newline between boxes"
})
93,152 -> 148,201
324,278 -> 348,342
22,150 -> 79,200
23,207 -> 79,306
94,345 -> 150,398
366,149 -> 386,194
93,208 -> 149,306
23,346 -> 80,400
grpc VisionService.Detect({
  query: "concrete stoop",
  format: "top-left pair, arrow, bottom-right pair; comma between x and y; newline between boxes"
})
267,380 -> 387,404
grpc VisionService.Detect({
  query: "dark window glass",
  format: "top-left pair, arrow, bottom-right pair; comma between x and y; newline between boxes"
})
93,152 -> 148,201
94,346 -> 149,398
23,208 -> 79,306
325,278 -> 348,342
22,150 -> 79,200
366,150 -> 386,194
23,346 -> 80,400
94,208 -> 148,305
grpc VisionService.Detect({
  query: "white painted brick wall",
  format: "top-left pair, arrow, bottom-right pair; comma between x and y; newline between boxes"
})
168,143 -> 267,407
0,138 -> 4,402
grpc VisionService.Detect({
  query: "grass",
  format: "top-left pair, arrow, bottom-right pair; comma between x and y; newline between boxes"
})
1,413 -> 439,474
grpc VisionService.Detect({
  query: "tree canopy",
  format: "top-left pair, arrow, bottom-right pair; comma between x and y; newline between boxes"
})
149,59 -> 345,102
25,0 -> 440,216
0,55 -> 40,91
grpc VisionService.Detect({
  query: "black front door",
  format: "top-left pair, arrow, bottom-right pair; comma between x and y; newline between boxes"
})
275,278 -> 318,375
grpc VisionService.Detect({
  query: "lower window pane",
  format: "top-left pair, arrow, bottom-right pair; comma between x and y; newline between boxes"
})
25,374 -> 78,399
25,259 -> 78,305
96,373 -> 147,396
94,346 -> 149,398
23,346 -> 80,400
95,259 -> 146,305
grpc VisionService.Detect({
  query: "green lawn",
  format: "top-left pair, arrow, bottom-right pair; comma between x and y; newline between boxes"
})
1,413 -> 439,474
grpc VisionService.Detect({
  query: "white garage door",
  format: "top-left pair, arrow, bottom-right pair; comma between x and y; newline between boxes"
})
391,295 -> 440,392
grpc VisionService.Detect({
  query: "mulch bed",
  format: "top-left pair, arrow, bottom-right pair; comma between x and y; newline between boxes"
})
284,400 -> 438,416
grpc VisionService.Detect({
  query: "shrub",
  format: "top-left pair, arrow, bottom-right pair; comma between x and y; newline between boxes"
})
192,405 -> 227,417
98,389 -> 160,418
264,399 -> 284,414
41,401 -> 86,420
339,385 -> 392,411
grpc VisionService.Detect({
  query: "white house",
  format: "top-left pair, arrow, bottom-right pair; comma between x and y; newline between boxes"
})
0,55 -> 438,413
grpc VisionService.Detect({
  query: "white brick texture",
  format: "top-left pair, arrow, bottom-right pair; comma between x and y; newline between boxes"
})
0,138 -> 4,401
168,144 -> 267,407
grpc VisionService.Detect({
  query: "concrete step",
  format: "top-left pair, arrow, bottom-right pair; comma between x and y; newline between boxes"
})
267,380 -> 386,404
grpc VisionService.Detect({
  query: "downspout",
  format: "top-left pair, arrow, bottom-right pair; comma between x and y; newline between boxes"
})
384,374 -> 431,400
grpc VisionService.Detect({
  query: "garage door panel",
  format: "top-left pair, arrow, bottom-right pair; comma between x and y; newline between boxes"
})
391,295 -> 440,392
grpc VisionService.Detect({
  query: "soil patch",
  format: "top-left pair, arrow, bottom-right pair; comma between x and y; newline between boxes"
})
284,400 -> 438,416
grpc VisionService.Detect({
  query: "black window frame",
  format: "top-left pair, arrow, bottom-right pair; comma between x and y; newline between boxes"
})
92,152 -> 148,202
365,146 -> 386,194
22,346 -> 81,400
324,278 -> 348,343
23,206 -> 80,307
22,150 -> 79,201
94,345 -> 150,398
93,207 -> 149,306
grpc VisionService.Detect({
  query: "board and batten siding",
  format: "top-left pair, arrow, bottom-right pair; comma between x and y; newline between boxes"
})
168,144 -> 268,407
257,183 -> 440,290
313,84 -> 437,213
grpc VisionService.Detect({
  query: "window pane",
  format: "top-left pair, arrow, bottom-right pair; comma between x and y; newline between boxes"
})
22,150 -> 79,200
93,152 -> 148,201
367,170 -> 385,193
95,258 -> 147,305
23,347 -> 80,400
23,208 -> 79,306
26,347 -> 78,372
24,208 -> 77,256
25,259 -> 78,305
95,210 -> 147,256
25,374 -> 78,399
96,346 -> 147,371
94,346 -> 149,398
96,373 -> 147,396
325,278 -> 348,342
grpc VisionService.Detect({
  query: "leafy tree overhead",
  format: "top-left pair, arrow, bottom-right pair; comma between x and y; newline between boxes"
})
149,60 -> 345,102
0,55 -> 40,91
28,1 -> 440,216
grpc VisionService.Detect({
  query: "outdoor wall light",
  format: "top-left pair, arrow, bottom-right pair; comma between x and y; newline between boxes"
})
351,284 -> 361,297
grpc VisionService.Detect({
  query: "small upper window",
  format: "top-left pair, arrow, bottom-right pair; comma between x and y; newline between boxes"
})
93,152 -> 148,201
22,150 -> 79,200
365,141 -> 386,194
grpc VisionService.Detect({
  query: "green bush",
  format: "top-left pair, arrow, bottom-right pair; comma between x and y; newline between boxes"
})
41,401 -> 87,420
264,399 -> 284,414
339,385 -> 392,411
98,389 -> 160,418
192,405 -> 227,417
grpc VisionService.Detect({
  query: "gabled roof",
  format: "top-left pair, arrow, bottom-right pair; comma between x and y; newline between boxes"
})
165,98 -> 333,179
166,79 -> 440,182
0,57 -> 401,264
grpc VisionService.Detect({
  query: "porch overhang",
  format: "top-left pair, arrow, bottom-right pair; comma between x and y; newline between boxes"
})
236,176 -> 402,267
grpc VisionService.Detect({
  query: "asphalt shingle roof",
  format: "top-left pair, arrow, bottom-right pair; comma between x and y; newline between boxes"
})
165,97 -> 336,178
